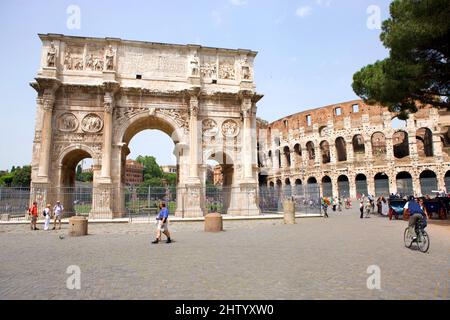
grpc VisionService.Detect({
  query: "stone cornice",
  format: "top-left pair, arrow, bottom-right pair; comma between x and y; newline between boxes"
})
30,77 -> 61,94
38,33 -> 258,57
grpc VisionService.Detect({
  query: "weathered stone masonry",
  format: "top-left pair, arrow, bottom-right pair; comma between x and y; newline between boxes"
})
30,34 -> 262,218
259,100 -> 450,198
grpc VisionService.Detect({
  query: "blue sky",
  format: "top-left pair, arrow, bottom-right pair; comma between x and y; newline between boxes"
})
0,0 -> 391,169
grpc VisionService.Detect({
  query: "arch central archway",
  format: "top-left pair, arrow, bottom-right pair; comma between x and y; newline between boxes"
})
111,111 -> 189,215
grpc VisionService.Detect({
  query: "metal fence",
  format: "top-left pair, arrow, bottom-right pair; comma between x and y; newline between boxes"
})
258,184 -> 322,215
0,184 -> 322,221
0,187 -> 30,220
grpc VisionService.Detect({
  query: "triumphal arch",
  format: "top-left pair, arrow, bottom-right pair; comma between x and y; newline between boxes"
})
30,34 -> 263,218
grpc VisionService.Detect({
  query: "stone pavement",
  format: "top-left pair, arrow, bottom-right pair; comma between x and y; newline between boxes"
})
0,208 -> 449,300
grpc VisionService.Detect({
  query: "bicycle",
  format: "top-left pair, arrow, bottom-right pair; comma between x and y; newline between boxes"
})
404,217 -> 430,253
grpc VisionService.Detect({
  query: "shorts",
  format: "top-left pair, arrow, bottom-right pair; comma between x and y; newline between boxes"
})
31,216 -> 37,222
54,215 -> 61,221
157,220 -> 168,232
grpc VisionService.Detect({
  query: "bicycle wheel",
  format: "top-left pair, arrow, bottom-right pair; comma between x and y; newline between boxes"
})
404,228 -> 413,248
417,231 -> 430,253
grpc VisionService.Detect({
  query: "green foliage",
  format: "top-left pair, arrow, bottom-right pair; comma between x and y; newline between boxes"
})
0,165 -> 31,187
75,164 -> 93,182
136,155 -> 163,179
77,171 -> 93,182
76,164 -> 82,176
163,173 -> 177,186
0,173 -> 14,186
136,177 -> 164,193
352,0 -> 450,118
133,156 -> 177,192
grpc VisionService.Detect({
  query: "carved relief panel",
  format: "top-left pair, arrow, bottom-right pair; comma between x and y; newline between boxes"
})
85,44 -> 105,71
202,119 -> 219,137
219,57 -> 235,80
200,55 -> 217,80
64,44 -> 84,71
57,113 -> 79,132
81,114 -> 104,133
222,119 -> 240,137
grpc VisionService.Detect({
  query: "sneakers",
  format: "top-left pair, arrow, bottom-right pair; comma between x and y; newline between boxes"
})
152,238 -> 172,244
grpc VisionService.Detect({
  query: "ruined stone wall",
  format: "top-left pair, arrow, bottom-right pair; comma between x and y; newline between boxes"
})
259,100 -> 450,198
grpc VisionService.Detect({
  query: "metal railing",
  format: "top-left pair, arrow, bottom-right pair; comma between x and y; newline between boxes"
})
0,184 -> 322,220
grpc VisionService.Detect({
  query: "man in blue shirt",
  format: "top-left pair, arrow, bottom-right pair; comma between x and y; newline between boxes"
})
404,196 -> 426,240
152,202 -> 172,244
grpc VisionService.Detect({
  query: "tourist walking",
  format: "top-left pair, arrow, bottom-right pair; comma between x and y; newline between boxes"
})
43,204 -> 51,231
381,197 -> 389,216
28,201 -> 38,230
365,199 -> 372,218
337,197 -> 342,212
152,202 -> 172,244
322,197 -> 329,218
359,200 -> 364,219
52,201 -> 64,230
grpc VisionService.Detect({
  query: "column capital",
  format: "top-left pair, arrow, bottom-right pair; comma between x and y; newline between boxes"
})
42,94 -> 55,111
189,94 -> 199,117
102,81 -> 120,93
104,92 -> 115,114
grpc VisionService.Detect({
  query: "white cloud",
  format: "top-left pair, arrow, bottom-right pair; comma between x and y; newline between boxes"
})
295,6 -> 312,18
211,10 -> 222,26
230,0 -> 248,6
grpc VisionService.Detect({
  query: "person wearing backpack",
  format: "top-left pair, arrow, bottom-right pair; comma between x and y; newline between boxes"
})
404,196 -> 425,240
43,204 -> 51,231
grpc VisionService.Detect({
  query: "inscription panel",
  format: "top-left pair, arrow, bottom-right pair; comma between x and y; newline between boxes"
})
117,45 -> 187,78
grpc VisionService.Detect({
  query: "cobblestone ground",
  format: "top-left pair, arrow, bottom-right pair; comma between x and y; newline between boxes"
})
0,208 -> 449,300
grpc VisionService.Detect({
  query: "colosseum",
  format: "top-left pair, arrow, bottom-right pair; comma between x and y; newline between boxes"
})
258,100 -> 450,199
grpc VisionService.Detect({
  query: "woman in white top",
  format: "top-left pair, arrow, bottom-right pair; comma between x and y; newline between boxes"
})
43,204 -> 51,231
381,197 -> 389,216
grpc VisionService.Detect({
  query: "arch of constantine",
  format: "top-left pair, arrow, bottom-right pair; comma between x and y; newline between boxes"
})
258,101 -> 450,199
30,34 -> 262,218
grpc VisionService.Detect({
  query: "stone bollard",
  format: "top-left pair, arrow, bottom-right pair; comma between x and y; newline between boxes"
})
204,213 -> 223,232
283,199 -> 296,224
68,216 -> 88,236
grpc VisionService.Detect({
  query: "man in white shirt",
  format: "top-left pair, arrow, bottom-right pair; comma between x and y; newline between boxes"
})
52,201 -> 64,230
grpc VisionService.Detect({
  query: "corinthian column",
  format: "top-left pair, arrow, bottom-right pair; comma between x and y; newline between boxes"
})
188,93 -> 200,182
37,91 -> 56,180
242,97 -> 254,181
232,91 -> 260,216
181,90 -> 204,218
100,91 -> 114,183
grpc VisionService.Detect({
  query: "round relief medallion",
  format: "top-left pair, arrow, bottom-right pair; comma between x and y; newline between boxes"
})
57,113 -> 78,132
81,114 -> 103,133
221,119 -> 239,137
202,118 -> 218,137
